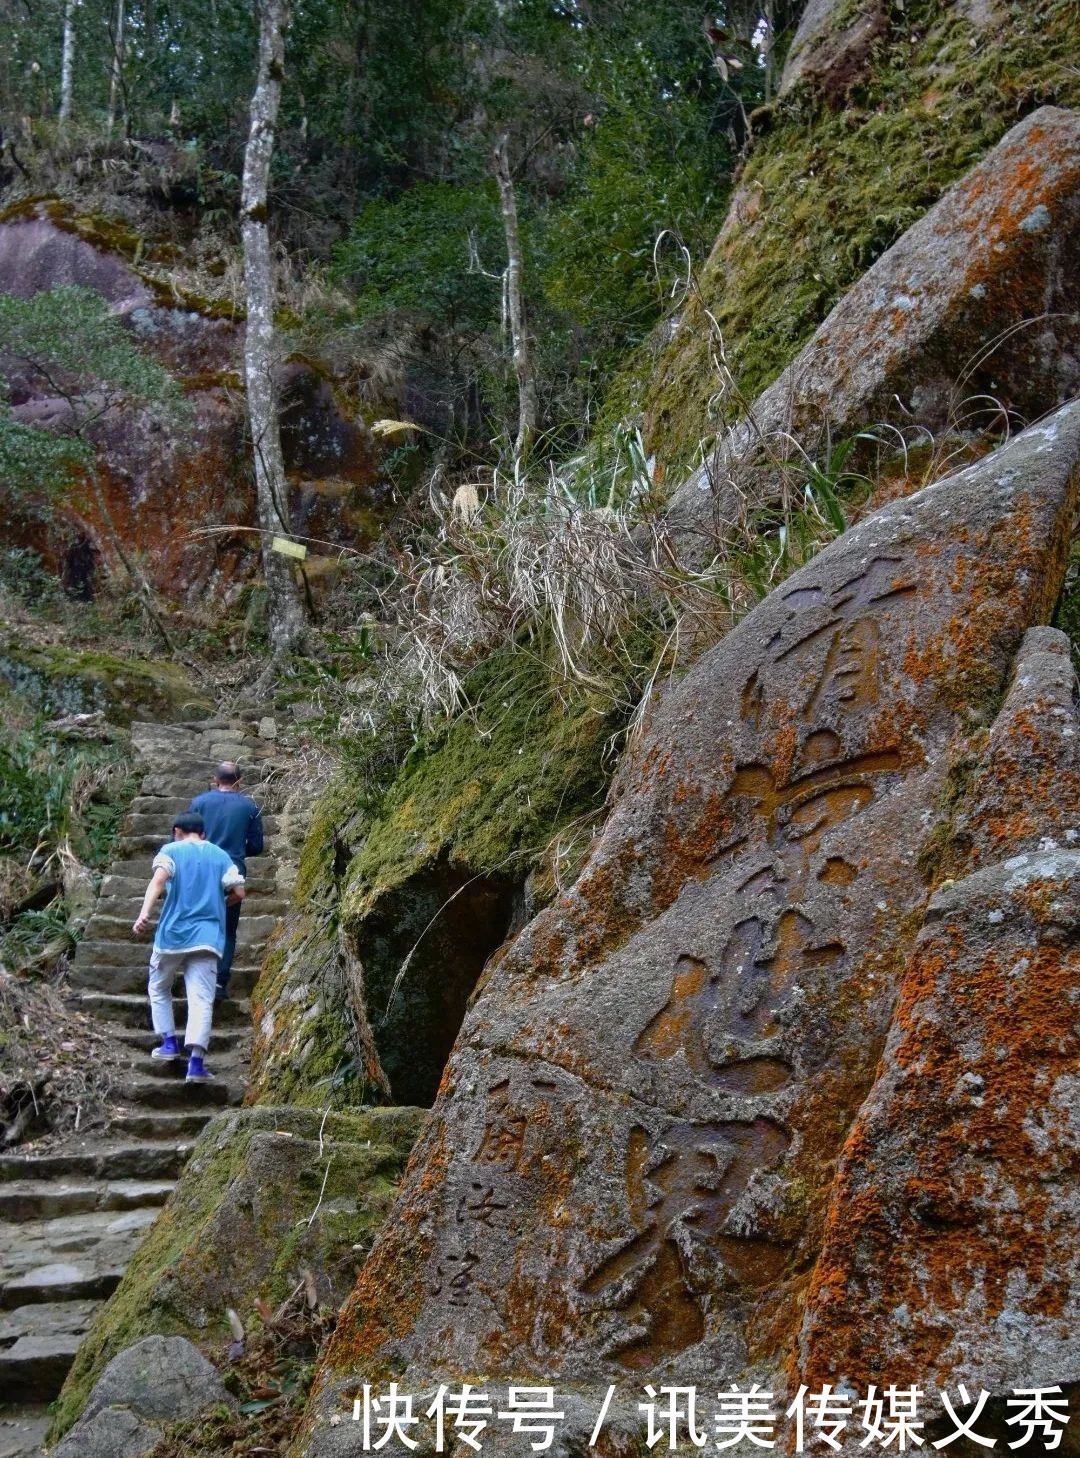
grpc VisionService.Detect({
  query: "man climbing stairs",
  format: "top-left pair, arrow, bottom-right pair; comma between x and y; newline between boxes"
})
0,715 -> 294,1453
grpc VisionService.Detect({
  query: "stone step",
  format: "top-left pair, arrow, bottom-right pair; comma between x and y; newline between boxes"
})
118,824 -> 279,854
119,1071 -> 241,1109
0,1401 -> 52,1457
123,811 -> 281,837
67,992 -> 251,1028
130,722 -> 272,746
0,1301 -> 101,1402
1,1206 -> 160,1306
0,1141 -> 194,1184
94,886 -> 287,909
66,960 -> 263,998
71,941 -> 252,970
112,1025 -> 249,1055
1,1265 -> 123,1311
133,1045 -> 246,1078
137,755 -> 276,784
0,1179 -> 174,1222
99,872 -> 279,897
127,795 -> 205,816
105,1109 -> 212,1141
111,844 -> 276,869
136,714 -> 267,730
82,913 -> 279,945
70,938 -> 267,972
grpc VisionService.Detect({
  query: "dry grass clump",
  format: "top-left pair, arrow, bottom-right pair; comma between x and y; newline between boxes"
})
0,969 -> 125,1147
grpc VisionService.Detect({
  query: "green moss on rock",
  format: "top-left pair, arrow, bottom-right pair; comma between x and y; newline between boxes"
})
249,911 -> 382,1108
0,640 -> 211,724
342,647 -> 623,926
51,1104 -> 422,1441
632,0 -> 1080,472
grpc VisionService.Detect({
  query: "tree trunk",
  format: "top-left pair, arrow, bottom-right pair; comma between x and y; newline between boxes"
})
106,0 -> 125,136
240,0 -> 308,655
493,133 -> 537,467
58,0 -> 76,128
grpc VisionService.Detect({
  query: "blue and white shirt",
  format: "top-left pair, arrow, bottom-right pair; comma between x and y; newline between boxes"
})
151,839 -> 244,957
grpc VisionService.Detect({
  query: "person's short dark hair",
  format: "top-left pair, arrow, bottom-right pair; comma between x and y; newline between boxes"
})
214,762 -> 241,785
173,812 -> 205,835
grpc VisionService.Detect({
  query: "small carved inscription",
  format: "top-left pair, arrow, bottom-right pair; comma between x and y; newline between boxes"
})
430,1248 -> 482,1307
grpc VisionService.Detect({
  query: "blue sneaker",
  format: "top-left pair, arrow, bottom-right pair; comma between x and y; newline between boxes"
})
151,1034 -> 184,1061
185,1052 -> 213,1082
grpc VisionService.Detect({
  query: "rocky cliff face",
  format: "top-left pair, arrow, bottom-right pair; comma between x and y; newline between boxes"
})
294,398 -> 1080,1454
632,0 -> 1080,475
0,200 -> 384,603
664,106 -> 1080,565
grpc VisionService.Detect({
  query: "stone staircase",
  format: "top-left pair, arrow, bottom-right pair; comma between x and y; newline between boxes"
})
0,716 -> 292,1453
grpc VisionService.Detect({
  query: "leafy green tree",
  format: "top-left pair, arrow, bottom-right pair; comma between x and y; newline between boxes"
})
334,181 -> 502,333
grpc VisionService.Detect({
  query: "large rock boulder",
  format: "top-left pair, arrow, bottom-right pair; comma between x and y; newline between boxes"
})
798,626 -> 1080,1405
0,200 -> 383,603
295,402 -> 1080,1454
665,106 -> 1080,566
52,1104 -> 422,1439
50,1334 -> 228,1458
0,638 -> 211,723
781,0 -> 1008,101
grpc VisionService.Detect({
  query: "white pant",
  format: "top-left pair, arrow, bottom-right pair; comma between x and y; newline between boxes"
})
148,948 -> 217,1051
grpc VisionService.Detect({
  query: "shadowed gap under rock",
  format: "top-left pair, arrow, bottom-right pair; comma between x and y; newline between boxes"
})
354,864 -> 519,1107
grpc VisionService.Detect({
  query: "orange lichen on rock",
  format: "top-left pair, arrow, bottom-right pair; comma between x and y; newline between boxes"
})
798,623 -> 1080,1400
294,408 -> 1080,1458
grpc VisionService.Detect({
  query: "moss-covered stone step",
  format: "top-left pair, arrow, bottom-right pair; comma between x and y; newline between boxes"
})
0,1301 -> 102,1401
67,992 -> 251,1029
0,1142 -> 194,1185
118,1073 -> 240,1110
0,1181 -> 175,1222
104,1111 -> 211,1141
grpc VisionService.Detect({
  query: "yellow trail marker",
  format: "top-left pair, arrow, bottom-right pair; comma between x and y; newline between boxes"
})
271,536 -> 308,560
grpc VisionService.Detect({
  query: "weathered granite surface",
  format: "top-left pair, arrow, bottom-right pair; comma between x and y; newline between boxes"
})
664,107 -> 1080,567
50,1334 -> 228,1458
293,403 -> 1080,1455
799,625 -> 1080,1413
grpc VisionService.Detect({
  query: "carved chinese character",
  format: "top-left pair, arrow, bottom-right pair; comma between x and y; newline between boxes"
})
456,1181 -> 509,1228
581,1119 -> 790,1365
431,1249 -> 482,1307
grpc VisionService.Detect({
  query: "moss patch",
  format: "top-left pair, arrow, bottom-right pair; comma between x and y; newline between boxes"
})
628,0 -> 1080,472
51,1104 -> 422,1441
341,647 -> 624,927
0,639 -> 211,724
